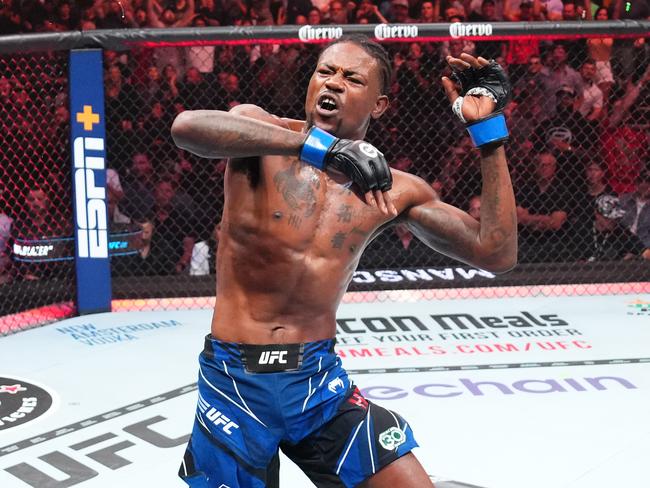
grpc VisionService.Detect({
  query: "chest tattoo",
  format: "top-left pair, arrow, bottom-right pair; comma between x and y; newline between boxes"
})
273,162 -> 320,218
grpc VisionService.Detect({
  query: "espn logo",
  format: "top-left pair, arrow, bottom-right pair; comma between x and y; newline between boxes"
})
73,136 -> 108,259
258,350 -> 288,365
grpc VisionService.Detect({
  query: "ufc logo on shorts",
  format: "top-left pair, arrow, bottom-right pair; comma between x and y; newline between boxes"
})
258,350 -> 288,365
73,136 -> 108,258
198,394 -> 239,435
206,409 -> 239,435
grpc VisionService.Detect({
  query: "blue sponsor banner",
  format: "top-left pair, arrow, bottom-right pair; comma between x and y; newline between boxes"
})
69,49 -> 111,314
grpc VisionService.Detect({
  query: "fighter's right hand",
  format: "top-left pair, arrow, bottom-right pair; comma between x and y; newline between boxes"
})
300,126 -> 396,215
326,138 -> 392,193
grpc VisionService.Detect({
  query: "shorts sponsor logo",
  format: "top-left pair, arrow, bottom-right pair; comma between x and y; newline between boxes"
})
328,377 -> 345,393
379,426 -> 406,450
0,377 -> 54,430
449,22 -> 493,38
258,350 -> 288,365
374,24 -> 418,40
298,25 -> 343,42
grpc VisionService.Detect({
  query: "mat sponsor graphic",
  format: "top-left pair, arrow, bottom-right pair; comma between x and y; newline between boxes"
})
56,320 -> 183,346
626,298 -> 650,316
335,311 -> 588,360
0,378 -> 54,431
361,374 -> 638,400
0,385 -> 194,487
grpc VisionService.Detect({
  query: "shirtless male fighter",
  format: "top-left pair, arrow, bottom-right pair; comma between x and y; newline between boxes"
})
171,35 -> 517,488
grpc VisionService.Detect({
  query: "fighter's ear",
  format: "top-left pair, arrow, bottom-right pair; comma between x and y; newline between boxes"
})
371,94 -> 389,120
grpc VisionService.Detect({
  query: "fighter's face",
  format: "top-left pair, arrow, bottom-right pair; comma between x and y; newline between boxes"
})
305,42 -> 388,140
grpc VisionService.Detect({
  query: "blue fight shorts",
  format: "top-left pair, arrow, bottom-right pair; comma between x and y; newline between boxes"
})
179,335 -> 418,488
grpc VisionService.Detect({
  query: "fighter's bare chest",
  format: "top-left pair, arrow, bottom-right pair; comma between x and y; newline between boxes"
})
229,158 -> 381,252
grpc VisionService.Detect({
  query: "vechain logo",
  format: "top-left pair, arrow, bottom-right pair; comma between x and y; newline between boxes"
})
449,22 -> 493,38
298,25 -> 343,42
362,375 -> 637,400
374,24 -> 418,40
73,135 -> 108,258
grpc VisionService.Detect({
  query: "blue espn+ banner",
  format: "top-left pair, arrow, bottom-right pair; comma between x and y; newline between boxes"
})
68,49 -> 111,314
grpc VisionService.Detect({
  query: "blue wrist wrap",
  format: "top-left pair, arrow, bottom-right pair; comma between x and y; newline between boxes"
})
300,127 -> 337,170
466,112 -> 509,148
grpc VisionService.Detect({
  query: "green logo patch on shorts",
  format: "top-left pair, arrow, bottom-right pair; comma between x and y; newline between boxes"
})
379,426 -> 406,450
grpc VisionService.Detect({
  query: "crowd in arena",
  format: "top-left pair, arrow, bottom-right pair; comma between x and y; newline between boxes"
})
0,0 -> 649,286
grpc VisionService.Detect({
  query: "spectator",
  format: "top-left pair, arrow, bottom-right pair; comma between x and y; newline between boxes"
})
197,0 -> 223,25
122,153 -> 156,220
561,0 -> 579,19
147,0 -> 196,74
150,178 -> 197,275
96,0 -> 130,29
467,0 -> 503,60
602,66 -> 650,194
12,185 -> 70,280
504,2 -> 541,82
539,43 -> 583,115
532,84 -> 593,163
0,0 -> 22,34
582,194 -> 646,261
190,222 -> 221,276
569,159 -> 616,258
620,171 -> 650,254
417,0 -> 440,21
578,59 -> 604,121
179,67 -> 216,110
327,0 -> 349,23
219,71 -> 244,107
611,0 -> 649,83
513,54 -> 546,102
186,16 -> 217,74
516,151 -> 573,262
0,182 -> 13,285
307,6 -> 323,23
114,219 -> 164,276
586,7 -> 615,101
107,184 -> 132,226
356,0 -> 389,23
431,138 -> 482,209
388,0 -> 416,22
284,0 -> 314,23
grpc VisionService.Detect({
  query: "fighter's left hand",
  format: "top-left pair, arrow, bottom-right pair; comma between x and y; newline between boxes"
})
441,54 -> 496,123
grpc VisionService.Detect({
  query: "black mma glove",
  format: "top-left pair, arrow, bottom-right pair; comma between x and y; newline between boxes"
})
451,60 -> 512,148
300,127 -> 392,192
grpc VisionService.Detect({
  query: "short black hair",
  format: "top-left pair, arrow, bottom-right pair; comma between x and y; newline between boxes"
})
321,34 -> 392,97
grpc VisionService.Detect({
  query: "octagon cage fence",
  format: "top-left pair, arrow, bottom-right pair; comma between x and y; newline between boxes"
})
0,20 -> 649,334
